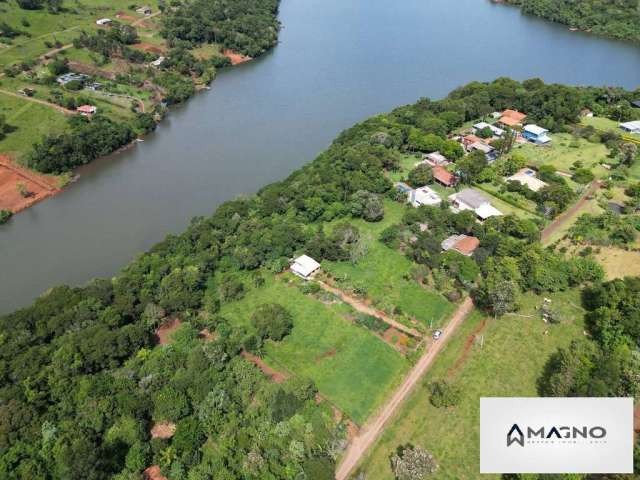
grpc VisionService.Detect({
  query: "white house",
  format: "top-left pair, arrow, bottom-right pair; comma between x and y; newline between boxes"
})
473,121 -> 504,137
410,186 -> 442,208
620,121 -> 640,134
523,124 -> 551,144
96,18 -> 112,26
422,151 -> 449,167
507,168 -> 548,192
449,188 -> 502,221
290,255 -> 321,279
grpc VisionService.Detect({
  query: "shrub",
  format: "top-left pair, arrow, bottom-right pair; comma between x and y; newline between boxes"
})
428,380 -> 461,408
251,303 -> 293,342
391,444 -> 438,480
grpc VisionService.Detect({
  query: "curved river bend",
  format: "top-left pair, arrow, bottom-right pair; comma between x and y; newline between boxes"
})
1,0 -> 639,313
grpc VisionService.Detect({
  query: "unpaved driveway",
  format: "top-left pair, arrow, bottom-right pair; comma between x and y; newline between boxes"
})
335,297 -> 475,480
317,280 -> 422,338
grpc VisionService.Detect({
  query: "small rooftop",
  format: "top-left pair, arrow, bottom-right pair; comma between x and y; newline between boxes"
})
441,234 -> 480,256
451,188 -> 490,209
523,124 -> 549,136
501,109 -> 527,122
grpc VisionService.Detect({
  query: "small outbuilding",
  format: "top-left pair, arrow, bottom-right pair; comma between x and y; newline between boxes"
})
136,5 -> 152,15
77,105 -> 97,116
473,122 -> 504,137
96,18 -> 112,26
422,151 -> 449,167
291,255 -> 321,279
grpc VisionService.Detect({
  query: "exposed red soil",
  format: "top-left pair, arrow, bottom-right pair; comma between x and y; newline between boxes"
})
447,318 -> 487,378
223,49 -> 252,65
143,465 -> 168,480
68,61 -> 116,80
241,351 -> 289,383
155,318 -> 182,345
382,327 -> 410,354
132,43 -> 166,55
347,421 -> 360,441
115,11 -> 138,22
314,348 -> 337,363
0,156 -> 61,213
150,421 -> 176,439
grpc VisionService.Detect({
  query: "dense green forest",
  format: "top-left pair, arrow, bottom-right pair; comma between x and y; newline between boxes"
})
160,0 -> 280,57
1,78 -> 639,478
505,0 -> 640,42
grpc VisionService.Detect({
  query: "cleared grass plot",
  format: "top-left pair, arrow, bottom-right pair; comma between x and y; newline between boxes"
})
220,275 -> 409,424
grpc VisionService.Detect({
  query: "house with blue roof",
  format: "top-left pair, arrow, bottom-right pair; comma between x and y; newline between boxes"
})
522,124 -> 551,145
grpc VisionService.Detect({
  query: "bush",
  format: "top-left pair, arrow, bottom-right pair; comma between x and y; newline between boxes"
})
428,380 -> 461,408
251,303 -> 293,342
0,209 -> 12,224
391,444 -> 438,480
572,168 -> 595,184
407,164 -> 433,188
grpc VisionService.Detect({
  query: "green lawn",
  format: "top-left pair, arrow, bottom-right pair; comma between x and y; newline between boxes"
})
0,91 -> 67,159
514,133 -> 610,179
323,201 -> 455,330
219,275 -> 409,425
359,289 -> 587,479
580,115 -> 619,132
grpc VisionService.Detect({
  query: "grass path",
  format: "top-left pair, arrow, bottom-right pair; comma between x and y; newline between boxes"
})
0,88 -> 76,115
335,297 -> 475,480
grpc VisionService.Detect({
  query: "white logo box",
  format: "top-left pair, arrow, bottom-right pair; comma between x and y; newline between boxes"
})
480,397 -> 634,474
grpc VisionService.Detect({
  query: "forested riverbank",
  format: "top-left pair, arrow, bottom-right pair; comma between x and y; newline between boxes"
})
0,0 -> 280,219
2,78 -> 639,478
502,0 -> 640,42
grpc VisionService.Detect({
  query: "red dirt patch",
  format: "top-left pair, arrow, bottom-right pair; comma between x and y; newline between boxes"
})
314,348 -> 337,363
132,43 -> 166,55
143,466 -> 167,480
115,11 -> 137,22
241,351 -> 289,383
150,421 -> 176,439
347,420 -> 360,440
447,318 -> 487,378
382,327 -> 409,354
155,318 -> 182,345
0,156 -> 61,213
223,49 -> 252,65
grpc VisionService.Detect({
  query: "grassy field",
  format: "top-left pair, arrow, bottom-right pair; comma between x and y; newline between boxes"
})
323,201 -> 455,330
359,289 -> 587,479
0,91 -> 68,160
514,133 -> 610,179
593,246 -> 640,280
219,275 -> 410,425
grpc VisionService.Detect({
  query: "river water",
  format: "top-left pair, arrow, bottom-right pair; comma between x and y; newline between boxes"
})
1,0 -> 639,313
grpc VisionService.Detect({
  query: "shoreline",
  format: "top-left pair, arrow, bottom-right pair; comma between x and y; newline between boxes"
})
0,49 -> 257,221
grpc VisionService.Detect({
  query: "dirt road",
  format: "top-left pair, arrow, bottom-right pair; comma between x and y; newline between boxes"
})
335,297 -> 474,480
317,280 -> 422,338
541,180 -> 601,245
0,88 -> 76,115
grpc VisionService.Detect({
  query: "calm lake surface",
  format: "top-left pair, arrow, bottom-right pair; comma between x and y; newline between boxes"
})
1,0 -> 640,313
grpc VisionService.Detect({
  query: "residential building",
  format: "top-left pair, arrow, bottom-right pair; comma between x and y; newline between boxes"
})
468,141 -> 498,162
507,168 -> 548,192
422,151 -> 449,167
473,121 -> 504,137
461,134 -> 483,151
432,165 -> 456,187
449,188 -> 502,220
620,121 -> 640,134
56,73 -> 89,86
441,234 -> 480,257
522,124 -> 551,144
290,255 -> 321,279
631,100 -> 640,109
499,109 -> 527,124
77,105 -> 97,116
410,186 -> 442,207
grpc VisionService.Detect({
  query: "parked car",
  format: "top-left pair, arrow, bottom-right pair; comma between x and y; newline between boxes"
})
432,329 -> 443,340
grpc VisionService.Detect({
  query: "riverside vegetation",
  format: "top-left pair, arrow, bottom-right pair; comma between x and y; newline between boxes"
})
1,78 -> 639,478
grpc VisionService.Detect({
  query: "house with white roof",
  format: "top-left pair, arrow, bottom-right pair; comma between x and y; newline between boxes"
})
620,121 -> 640,134
522,124 -> 551,144
473,122 -> 504,137
410,186 -> 442,208
449,188 -> 502,221
290,255 -> 321,279
507,168 -> 548,192
421,151 -> 449,167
